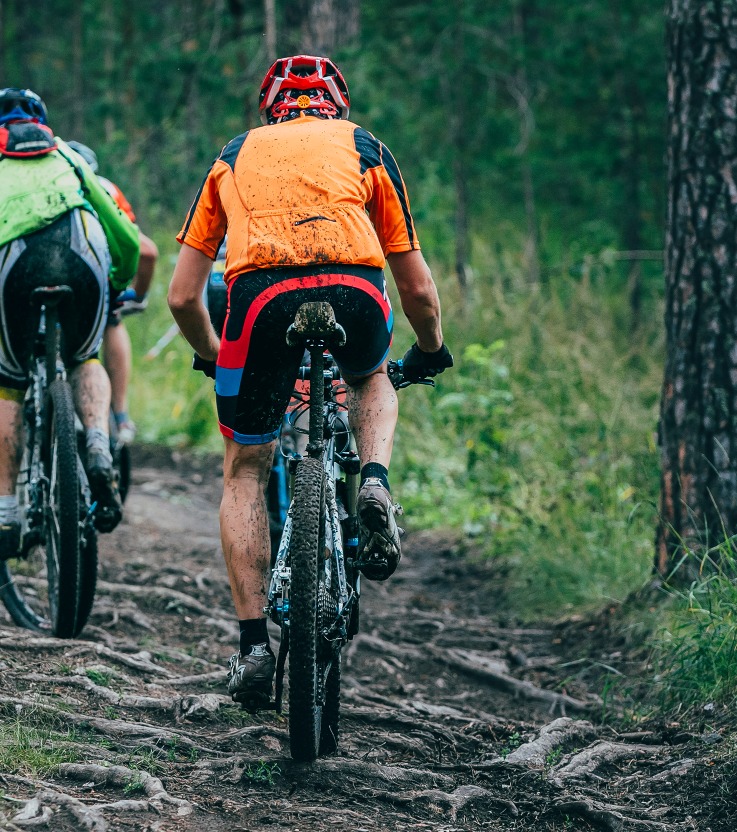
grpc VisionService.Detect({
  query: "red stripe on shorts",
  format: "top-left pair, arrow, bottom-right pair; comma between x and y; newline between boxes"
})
218,273 -> 390,370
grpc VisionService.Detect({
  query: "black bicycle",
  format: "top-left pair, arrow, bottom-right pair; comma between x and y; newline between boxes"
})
0,286 -> 99,637
264,301 -> 431,761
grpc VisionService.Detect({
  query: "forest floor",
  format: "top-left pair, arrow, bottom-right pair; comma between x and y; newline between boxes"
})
1,446 -> 735,831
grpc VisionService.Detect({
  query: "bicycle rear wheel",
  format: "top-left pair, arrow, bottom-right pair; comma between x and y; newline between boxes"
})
44,380 -> 83,636
288,456 -> 326,762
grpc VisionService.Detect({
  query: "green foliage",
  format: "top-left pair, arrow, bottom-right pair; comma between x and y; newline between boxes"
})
390,257 -> 661,618
242,760 -> 281,787
500,731 -> 523,758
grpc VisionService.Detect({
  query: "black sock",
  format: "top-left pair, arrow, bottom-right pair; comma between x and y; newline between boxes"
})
361,462 -> 390,492
239,618 -> 269,654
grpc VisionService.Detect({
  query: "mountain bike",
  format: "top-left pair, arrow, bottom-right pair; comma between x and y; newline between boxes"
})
0,286 -> 99,637
264,301 -> 432,762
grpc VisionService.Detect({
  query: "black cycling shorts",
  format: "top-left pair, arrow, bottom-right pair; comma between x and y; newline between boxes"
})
216,264 -> 393,444
0,210 -> 109,390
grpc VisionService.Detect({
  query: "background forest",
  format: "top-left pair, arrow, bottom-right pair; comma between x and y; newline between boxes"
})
1,0 -> 668,621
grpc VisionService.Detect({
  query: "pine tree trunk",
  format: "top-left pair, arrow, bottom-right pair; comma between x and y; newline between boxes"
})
656,0 -> 737,581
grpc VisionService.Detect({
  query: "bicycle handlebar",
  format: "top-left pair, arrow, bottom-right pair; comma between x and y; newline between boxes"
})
387,359 -> 435,390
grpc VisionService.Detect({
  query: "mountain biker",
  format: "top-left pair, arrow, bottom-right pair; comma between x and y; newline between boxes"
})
168,56 -> 452,703
66,141 -> 159,444
0,88 -> 140,558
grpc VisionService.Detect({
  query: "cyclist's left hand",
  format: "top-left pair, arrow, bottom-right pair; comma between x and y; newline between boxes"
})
114,288 -> 148,316
193,353 -> 216,379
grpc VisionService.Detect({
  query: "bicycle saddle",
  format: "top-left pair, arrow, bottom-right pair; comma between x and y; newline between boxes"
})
286,302 -> 347,348
29,285 -> 74,308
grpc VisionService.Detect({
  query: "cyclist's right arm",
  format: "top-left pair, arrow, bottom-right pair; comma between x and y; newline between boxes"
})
386,249 -> 443,353
56,139 -> 140,291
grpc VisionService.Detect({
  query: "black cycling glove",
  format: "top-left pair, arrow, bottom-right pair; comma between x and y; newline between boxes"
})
193,353 -> 216,379
401,342 -> 454,382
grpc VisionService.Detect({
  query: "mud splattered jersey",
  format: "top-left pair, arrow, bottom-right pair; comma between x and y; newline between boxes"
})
177,116 -> 420,284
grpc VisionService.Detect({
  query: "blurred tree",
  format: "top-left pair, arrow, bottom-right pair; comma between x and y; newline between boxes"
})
656,0 -> 737,581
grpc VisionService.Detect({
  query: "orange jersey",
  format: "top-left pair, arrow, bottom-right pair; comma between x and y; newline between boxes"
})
177,116 -> 420,283
98,176 -> 137,224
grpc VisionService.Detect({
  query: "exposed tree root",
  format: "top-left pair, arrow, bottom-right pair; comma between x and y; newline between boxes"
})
284,757 -> 456,792
10,763 -> 193,831
553,795 -> 690,831
0,631 -> 175,677
146,669 -> 225,688
0,694 -> 220,755
503,717 -> 599,767
435,648 -> 594,714
387,784 -> 519,820
22,672 -> 228,719
60,762 -> 192,813
551,741 -> 666,783
94,580 -> 234,632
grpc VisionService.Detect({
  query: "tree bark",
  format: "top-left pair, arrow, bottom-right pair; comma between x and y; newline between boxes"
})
656,0 -> 737,580
283,0 -> 359,55
264,0 -> 277,63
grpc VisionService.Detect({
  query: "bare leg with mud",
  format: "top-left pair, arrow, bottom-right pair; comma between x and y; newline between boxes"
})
220,439 -> 275,620
0,399 -> 23,495
345,367 -> 398,469
69,360 -> 112,433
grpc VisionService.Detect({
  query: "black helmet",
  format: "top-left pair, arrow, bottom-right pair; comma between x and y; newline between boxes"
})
0,88 -> 48,126
66,140 -> 99,172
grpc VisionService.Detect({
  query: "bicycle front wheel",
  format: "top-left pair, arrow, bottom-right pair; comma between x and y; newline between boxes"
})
288,456 -> 326,762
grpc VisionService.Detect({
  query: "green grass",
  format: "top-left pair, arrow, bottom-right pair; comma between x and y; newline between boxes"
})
85,668 -> 113,687
0,717 -> 80,776
652,542 -> 737,714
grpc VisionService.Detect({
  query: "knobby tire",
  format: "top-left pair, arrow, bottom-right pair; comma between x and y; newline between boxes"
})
45,380 -> 83,637
319,652 -> 341,755
288,456 -> 326,762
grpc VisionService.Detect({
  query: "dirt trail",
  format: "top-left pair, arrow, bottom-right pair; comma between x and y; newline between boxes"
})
0,447 -> 731,831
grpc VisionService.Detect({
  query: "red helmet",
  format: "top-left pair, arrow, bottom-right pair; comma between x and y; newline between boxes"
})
258,55 -> 350,125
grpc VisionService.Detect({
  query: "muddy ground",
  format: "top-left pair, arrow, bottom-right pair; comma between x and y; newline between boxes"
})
1,446 -> 735,831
